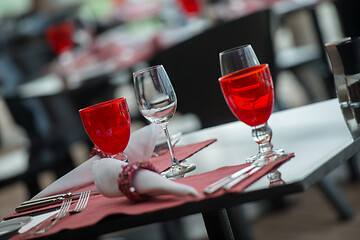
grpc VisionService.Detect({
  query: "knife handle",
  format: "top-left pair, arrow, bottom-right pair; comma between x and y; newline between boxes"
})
21,193 -> 71,206
223,166 -> 261,190
15,197 -> 65,212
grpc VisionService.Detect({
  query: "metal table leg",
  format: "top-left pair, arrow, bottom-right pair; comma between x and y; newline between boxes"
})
202,208 -> 235,240
317,176 -> 354,220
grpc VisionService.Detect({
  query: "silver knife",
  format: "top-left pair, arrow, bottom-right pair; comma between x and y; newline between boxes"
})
203,165 -> 257,194
16,197 -> 67,212
20,189 -> 100,205
20,193 -> 72,205
222,166 -> 262,190
16,189 -> 100,212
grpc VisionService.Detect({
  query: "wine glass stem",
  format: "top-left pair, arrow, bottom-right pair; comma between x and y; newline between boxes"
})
252,122 -> 273,154
163,125 -> 180,166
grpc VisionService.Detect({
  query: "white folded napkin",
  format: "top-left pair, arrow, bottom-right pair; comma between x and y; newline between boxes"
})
32,155 -> 99,200
32,123 -> 198,200
93,158 -> 198,198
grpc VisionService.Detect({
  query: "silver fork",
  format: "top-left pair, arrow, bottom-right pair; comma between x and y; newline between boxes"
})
34,198 -> 72,235
21,198 -> 72,239
70,190 -> 90,214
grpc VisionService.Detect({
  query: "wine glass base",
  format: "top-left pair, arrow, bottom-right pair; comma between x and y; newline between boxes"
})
161,162 -> 196,179
246,149 -> 288,164
113,152 -> 128,162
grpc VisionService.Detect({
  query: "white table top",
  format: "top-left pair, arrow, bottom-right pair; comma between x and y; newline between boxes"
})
179,98 -> 356,192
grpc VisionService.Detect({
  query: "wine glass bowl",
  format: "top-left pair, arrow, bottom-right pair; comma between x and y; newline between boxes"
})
133,65 -> 196,179
135,67 -> 177,125
79,97 -> 131,160
219,64 -> 287,163
219,64 -> 274,127
45,21 -> 75,56
176,0 -> 203,18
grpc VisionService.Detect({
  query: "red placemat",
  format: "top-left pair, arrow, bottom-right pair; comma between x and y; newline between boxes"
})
4,139 -> 217,221
150,138 -> 217,172
9,147 -> 294,239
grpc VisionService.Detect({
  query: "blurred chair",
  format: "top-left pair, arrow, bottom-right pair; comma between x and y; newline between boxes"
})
332,0 -> 360,182
0,92 -> 87,198
272,3 -> 336,102
150,9 -> 279,129
0,48 -> 89,199
333,0 -> 360,38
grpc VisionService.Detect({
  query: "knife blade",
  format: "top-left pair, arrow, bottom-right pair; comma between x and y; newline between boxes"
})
20,193 -> 72,206
15,197 -> 66,213
20,189 -> 99,206
203,164 -> 256,194
222,166 -> 262,190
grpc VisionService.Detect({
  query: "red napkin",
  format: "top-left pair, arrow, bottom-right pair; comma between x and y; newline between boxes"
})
8,146 -> 294,240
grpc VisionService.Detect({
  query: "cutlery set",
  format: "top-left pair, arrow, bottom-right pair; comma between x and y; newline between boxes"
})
21,190 -> 92,238
203,161 -> 265,194
15,189 -> 100,213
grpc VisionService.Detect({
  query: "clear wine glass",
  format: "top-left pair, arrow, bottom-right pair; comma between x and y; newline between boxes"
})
133,65 -> 196,179
218,64 -> 289,163
219,44 -> 260,76
79,97 -> 131,161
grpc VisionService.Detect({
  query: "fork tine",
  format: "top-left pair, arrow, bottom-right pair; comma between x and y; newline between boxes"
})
54,199 -> 67,218
77,192 -> 85,211
71,190 -> 90,213
63,199 -> 72,215
58,199 -> 70,217
58,199 -> 71,219
74,192 -> 84,212
77,191 -> 88,212
21,199 -> 68,238
33,199 -> 72,236
79,190 -> 90,211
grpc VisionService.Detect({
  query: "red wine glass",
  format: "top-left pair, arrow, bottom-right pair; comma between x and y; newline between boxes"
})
45,21 -> 75,56
219,64 -> 289,162
45,20 -> 80,84
79,97 -> 131,161
176,0 -> 203,18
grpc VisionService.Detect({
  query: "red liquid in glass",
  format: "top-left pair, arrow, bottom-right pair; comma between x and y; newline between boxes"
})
176,0 -> 202,17
79,98 -> 131,156
219,65 -> 274,127
45,21 -> 74,55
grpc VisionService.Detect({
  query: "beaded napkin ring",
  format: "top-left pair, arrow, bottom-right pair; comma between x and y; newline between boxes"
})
118,162 -> 159,202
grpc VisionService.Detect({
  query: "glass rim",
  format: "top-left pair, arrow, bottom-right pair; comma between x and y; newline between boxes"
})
79,97 -> 127,113
133,65 -> 164,77
218,64 -> 269,82
219,44 -> 252,56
